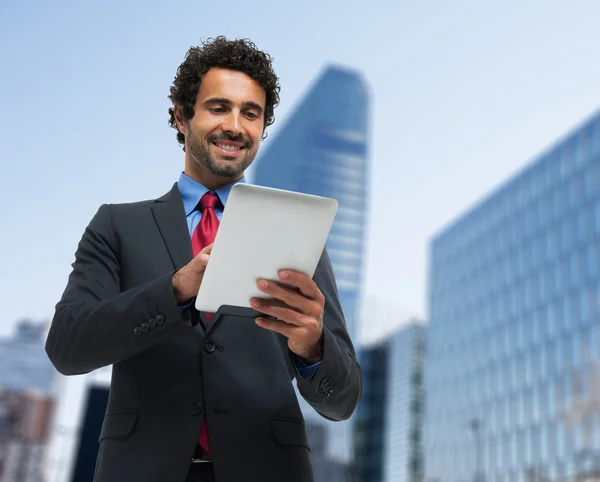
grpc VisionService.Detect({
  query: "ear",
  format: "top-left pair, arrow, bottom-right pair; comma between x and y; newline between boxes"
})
173,105 -> 188,136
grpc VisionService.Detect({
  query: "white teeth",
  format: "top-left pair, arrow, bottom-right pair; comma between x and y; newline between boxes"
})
216,143 -> 240,151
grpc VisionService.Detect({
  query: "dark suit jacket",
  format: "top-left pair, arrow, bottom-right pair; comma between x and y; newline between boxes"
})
45,183 -> 362,482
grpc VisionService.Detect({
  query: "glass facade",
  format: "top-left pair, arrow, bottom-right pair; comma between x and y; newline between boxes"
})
307,420 -> 351,482
0,320 -> 56,395
252,65 -> 369,465
425,112 -> 600,481
384,323 -> 426,482
354,342 -> 389,482
353,322 -> 426,482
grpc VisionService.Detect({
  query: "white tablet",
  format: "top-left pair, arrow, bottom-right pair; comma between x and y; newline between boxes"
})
195,183 -> 338,313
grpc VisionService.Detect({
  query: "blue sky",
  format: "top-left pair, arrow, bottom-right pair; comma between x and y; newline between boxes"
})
2,0 -> 600,343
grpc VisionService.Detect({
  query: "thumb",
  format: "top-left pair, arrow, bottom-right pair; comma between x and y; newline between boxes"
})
191,252 -> 211,272
201,243 -> 214,255
192,243 -> 213,263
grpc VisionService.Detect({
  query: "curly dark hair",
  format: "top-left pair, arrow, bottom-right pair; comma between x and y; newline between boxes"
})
168,36 -> 280,149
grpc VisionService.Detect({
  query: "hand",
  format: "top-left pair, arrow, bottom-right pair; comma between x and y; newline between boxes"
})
250,270 -> 325,364
172,244 -> 213,303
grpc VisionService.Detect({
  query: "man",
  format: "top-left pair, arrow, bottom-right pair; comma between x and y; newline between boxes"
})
45,36 -> 361,482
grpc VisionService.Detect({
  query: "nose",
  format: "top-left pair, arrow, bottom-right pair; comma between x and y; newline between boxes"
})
221,111 -> 243,136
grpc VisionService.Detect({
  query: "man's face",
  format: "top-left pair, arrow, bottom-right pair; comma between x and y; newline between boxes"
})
183,68 -> 266,180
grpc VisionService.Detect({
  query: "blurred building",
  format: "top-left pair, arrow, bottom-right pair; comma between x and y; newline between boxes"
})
69,384 -> 110,482
353,340 -> 389,482
252,64 -> 370,469
0,321 -> 55,395
307,420 -> 350,482
0,320 -> 57,482
353,322 -> 426,482
425,111 -> 600,481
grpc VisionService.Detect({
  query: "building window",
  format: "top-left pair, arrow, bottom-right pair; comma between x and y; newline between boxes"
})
540,344 -> 548,381
594,199 -> 600,234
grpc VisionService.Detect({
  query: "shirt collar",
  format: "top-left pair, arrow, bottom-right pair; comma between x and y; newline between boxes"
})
177,171 -> 246,215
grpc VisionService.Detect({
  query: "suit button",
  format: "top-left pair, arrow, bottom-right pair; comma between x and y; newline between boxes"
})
148,319 -> 157,329
205,341 -> 216,353
156,314 -> 165,325
190,402 -> 203,415
133,327 -> 142,337
141,323 -> 149,332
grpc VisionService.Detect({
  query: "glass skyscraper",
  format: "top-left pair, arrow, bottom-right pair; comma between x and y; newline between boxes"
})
384,323 -> 426,482
354,341 -> 389,482
425,111 -> 600,482
353,322 -> 426,482
252,64 -> 369,465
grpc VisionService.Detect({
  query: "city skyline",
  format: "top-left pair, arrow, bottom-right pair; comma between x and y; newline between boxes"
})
4,2 -> 600,342
7,93 -> 600,482
4,2 -> 600,481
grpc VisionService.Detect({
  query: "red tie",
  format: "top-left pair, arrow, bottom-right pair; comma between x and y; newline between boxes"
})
192,191 -> 221,454
192,192 -> 221,255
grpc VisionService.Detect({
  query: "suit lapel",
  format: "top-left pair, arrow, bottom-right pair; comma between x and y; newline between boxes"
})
152,182 -> 228,333
152,183 -> 223,332
151,183 -> 193,271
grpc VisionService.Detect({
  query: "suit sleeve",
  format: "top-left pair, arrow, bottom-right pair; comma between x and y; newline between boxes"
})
291,248 -> 362,421
45,204 -> 192,376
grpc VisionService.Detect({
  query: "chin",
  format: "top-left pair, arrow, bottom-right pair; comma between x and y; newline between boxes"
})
210,164 -> 243,178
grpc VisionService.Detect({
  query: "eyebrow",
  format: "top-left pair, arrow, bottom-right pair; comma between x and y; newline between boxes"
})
204,97 -> 264,114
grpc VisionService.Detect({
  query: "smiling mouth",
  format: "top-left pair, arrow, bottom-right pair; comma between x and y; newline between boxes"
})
213,142 -> 245,153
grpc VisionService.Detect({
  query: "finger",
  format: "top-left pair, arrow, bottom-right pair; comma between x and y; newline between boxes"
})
200,243 -> 214,255
251,297 -> 299,313
255,317 -> 296,337
191,253 -> 210,273
256,279 -> 322,320
250,298 -> 306,327
277,270 -> 324,303
256,279 -> 317,316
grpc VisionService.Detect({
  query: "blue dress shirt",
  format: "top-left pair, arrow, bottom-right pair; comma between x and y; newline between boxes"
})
176,172 -> 320,378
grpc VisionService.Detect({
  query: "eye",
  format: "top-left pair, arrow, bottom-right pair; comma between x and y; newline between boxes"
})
245,111 -> 259,120
210,106 -> 226,114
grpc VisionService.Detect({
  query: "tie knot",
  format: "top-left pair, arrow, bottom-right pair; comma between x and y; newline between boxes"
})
199,192 -> 222,211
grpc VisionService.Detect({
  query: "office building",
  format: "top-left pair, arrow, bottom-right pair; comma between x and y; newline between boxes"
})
252,64 -> 370,467
353,340 -> 389,482
353,322 -> 426,482
68,384 -> 110,482
307,420 -> 350,482
384,322 -> 426,482
0,320 -> 56,396
0,320 -> 57,482
0,389 -> 55,482
425,111 -> 600,482
253,63 -> 369,344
